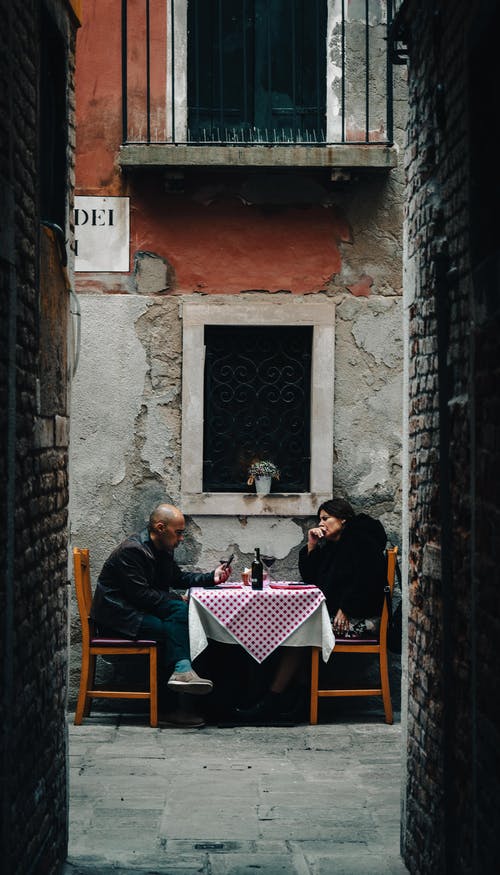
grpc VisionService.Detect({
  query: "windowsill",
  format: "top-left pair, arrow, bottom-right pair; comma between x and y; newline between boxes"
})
181,492 -> 331,516
118,142 -> 398,171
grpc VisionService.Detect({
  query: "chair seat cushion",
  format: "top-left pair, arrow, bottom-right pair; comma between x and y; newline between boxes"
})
335,636 -> 379,645
91,637 -> 157,646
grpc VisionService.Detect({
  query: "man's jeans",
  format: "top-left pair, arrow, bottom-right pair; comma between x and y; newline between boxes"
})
137,598 -> 190,671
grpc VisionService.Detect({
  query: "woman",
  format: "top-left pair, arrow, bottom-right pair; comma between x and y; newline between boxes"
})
235,497 -> 388,723
299,497 -> 388,637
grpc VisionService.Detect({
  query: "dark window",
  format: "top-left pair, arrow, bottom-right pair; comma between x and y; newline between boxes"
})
203,325 -> 312,492
188,0 -> 327,143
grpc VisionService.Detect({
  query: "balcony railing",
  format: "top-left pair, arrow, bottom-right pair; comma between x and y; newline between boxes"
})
121,0 -> 395,152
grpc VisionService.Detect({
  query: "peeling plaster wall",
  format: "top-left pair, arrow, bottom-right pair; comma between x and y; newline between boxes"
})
70,296 -> 149,537
189,516 -> 306,583
334,296 -> 403,543
69,292 -> 402,570
68,290 -> 403,703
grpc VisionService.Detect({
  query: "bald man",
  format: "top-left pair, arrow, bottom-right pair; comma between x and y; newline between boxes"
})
90,503 -> 231,726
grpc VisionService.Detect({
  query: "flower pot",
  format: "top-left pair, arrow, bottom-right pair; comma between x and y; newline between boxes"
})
254,475 -> 272,494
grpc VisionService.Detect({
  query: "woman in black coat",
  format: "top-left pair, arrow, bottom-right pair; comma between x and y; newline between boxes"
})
298,497 -> 388,637
236,497 -> 388,722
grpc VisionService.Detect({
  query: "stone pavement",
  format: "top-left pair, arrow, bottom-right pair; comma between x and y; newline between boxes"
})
64,707 -> 409,875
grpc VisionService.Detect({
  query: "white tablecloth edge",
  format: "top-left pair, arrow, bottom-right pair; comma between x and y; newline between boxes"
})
189,598 -> 335,664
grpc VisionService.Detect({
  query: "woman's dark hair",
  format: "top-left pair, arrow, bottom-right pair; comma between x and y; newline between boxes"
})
318,497 -> 355,522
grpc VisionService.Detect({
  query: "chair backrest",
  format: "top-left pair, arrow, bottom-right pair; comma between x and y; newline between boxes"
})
379,546 -> 398,647
73,547 -> 93,647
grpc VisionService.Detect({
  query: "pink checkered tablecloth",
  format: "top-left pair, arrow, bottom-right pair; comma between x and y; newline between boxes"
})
189,582 -> 333,663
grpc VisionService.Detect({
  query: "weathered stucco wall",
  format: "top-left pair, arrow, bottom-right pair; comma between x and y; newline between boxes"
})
334,294 -> 403,538
68,290 -> 402,703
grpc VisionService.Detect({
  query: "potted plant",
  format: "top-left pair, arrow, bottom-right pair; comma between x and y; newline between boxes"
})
247,460 -> 280,495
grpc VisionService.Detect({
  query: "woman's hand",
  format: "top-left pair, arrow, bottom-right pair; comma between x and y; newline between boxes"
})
332,609 -> 350,635
307,525 -> 324,552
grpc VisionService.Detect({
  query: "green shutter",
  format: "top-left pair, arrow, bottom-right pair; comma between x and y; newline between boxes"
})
188,0 -> 326,143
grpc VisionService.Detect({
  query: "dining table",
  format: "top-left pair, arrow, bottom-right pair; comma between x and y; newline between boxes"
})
188,580 -> 335,665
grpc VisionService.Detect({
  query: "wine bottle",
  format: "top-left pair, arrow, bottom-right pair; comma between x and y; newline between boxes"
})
251,547 -> 263,590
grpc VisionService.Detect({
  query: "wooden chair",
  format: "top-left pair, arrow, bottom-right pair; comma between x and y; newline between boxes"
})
73,547 -> 158,727
310,546 -> 398,725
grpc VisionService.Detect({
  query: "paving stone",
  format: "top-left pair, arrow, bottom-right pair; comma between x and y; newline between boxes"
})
304,854 -> 409,874
161,815 -> 261,841
92,794 -> 167,811
209,851 -> 311,874
64,859 -> 209,874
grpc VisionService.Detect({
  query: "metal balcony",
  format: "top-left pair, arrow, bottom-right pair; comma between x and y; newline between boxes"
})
119,0 -> 398,171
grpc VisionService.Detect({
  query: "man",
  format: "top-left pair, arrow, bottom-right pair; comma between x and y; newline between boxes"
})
91,503 -> 231,727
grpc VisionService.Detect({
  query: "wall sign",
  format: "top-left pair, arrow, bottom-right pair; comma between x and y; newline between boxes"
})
74,196 -> 129,272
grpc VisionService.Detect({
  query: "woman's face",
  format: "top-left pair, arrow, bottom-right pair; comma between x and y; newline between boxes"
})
318,510 -> 345,541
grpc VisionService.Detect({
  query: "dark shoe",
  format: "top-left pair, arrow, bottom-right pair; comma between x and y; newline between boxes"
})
277,687 -> 308,723
167,670 -> 214,695
235,691 -> 280,722
159,709 -> 206,728
236,688 -> 307,724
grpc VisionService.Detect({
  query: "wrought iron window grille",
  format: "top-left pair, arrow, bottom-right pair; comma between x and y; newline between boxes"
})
203,325 -> 312,493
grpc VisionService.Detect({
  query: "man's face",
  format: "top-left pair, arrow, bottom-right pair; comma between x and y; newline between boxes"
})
154,514 -> 186,551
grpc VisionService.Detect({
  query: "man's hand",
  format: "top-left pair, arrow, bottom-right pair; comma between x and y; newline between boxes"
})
214,563 -> 232,584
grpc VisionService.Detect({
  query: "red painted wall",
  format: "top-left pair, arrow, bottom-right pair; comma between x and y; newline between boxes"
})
131,191 -> 348,294
75,0 -> 349,294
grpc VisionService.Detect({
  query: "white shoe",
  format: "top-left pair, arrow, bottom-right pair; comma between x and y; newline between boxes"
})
167,669 -> 214,695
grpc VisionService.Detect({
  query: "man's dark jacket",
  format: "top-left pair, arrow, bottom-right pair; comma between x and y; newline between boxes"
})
298,513 -> 388,618
90,529 -> 214,637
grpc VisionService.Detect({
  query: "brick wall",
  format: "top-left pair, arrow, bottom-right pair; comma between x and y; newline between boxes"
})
0,2 -> 77,873
401,0 -> 499,871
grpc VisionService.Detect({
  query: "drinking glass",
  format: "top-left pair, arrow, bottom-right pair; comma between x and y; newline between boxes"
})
261,554 -> 276,582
